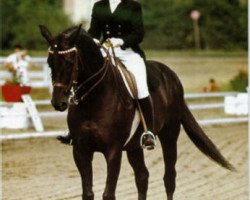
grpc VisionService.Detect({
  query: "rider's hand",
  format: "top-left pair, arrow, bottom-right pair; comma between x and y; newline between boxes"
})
109,38 -> 124,47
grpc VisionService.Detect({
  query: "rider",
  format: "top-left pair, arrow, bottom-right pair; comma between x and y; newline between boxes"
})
57,0 -> 156,149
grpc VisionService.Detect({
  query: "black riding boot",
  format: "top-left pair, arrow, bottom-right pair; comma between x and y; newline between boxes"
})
139,96 -> 156,150
57,131 -> 73,145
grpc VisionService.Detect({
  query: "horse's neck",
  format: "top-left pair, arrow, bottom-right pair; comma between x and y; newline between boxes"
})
75,39 -> 112,98
75,35 -> 132,106
82,47 -> 104,73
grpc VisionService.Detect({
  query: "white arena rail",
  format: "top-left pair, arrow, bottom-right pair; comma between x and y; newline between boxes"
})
185,92 -> 238,99
0,100 -> 225,109
0,92 -> 245,119
0,92 -> 237,107
189,103 -> 224,110
0,130 -> 65,141
0,111 -> 66,118
0,117 -> 248,141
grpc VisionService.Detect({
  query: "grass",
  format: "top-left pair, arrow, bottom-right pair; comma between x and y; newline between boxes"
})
145,49 -> 247,58
149,54 -> 247,93
29,88 -> 51,100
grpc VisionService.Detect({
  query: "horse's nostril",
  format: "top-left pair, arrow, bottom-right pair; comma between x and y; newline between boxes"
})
58,102 -> 64,107
51,100 -> 68,111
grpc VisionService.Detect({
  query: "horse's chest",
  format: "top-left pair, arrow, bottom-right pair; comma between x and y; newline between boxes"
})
68,104 -> 138,148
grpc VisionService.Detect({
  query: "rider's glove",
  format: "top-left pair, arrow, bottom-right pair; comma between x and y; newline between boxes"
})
93,38 -> 100,45
109,38 -> 124,47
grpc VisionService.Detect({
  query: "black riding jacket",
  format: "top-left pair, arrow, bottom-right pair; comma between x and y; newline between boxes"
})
88,0 -> 145,58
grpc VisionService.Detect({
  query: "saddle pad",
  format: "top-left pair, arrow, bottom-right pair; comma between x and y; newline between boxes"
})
124,110 -> 140,146
116,64 -> 137,99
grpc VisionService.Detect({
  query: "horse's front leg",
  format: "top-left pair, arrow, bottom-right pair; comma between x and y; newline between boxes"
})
103,145 -> 122,200
73,145 -> 94,200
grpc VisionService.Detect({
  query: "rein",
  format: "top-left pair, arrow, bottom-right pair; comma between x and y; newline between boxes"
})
49,46 -> 80,93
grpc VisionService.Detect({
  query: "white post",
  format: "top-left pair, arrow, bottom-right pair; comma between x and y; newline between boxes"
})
21,95 -> 44,132
0,129 -> 2,200
248,0 -> 250,197
190,10 -> 201,50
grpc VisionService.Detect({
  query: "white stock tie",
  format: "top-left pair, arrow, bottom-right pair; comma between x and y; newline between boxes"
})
109,0 -> 121,13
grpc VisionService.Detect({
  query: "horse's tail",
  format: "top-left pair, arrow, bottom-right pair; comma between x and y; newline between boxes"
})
181,102 -> 235,171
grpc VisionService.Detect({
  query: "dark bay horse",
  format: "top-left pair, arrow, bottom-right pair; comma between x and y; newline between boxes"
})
39,25 -> 234,200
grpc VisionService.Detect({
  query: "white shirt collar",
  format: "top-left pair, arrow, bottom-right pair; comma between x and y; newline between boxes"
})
109,0 -> 121,13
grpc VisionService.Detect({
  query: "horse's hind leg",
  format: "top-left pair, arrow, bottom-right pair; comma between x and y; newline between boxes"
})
127,148 -> 149,200
158,121 -> 181,200
73,146 -> 94,200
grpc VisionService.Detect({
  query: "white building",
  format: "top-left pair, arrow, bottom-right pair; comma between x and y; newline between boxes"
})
63,0 -> 98,28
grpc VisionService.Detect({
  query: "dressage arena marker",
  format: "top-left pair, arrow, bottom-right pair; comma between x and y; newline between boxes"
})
21,95 -> 44,132
0,117 -> 247,141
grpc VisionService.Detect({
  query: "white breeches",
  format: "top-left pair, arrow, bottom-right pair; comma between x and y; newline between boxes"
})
101,47 -> 149,99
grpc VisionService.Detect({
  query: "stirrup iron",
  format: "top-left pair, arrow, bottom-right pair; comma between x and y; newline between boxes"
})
140,131 -> 156,150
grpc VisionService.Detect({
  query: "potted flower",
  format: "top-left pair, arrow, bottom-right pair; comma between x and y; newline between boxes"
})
1,68 -> 31,102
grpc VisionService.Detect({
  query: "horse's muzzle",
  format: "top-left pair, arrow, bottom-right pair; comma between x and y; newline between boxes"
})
51,100 -> 68,111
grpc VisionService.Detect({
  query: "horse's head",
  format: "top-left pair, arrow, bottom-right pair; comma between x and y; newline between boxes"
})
39,25 -> 82,111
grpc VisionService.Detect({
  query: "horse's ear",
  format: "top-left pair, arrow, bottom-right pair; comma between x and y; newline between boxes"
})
39,25 -> 54,46
64,24 -> 82,45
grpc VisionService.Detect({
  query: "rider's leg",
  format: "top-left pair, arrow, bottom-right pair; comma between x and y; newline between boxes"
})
138,96 -> 156,150
115,50 -> 156,150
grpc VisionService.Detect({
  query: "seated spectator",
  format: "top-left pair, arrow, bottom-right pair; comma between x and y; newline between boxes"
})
203,78 -> 219,92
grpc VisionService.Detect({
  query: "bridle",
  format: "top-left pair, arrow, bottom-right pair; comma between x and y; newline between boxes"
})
48,45 -> 111,105
49,46 -> 79,93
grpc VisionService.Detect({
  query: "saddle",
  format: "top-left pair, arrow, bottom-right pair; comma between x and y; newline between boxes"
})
114,58 -> 160,97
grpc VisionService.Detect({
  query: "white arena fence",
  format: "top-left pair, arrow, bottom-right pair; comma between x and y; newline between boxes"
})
0,55 -> 248,140
0,117 -> 248,141
0,92 -> 248,141
0,92 -> 242,118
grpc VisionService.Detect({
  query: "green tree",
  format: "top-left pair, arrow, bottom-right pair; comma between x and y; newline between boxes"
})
141,0 -> 196,49
140,0 -> 247,50
2,0 -> 71,50
193,0 -> 247,49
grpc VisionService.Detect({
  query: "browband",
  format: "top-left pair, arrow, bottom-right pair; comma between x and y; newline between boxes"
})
48,47 -> 77,55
